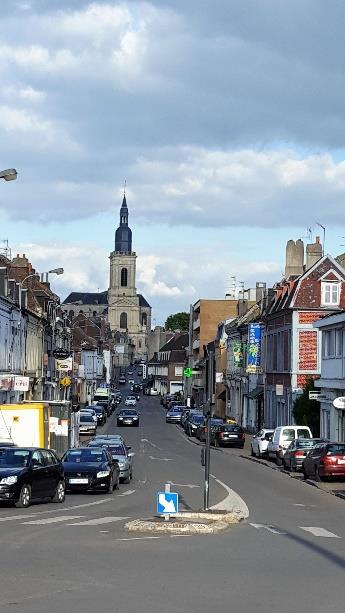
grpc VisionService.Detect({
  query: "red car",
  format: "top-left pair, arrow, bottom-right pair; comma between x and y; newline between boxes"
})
303,442 -> 345,481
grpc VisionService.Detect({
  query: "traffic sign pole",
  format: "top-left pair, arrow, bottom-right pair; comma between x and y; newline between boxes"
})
165,482 -> 170,522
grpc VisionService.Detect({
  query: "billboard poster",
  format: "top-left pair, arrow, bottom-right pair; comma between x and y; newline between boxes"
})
246,324 -> 262,374
56,357 -> 73,372
233,342 -> 243,367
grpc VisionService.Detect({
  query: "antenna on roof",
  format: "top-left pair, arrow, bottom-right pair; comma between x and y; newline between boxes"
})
316,222 -> 326,256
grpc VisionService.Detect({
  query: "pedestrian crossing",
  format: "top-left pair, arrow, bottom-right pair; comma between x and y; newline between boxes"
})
249,523 -> 342,539
0,513 -> 131,529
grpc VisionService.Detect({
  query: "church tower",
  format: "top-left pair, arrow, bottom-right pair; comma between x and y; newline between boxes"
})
108,194 -> 151,360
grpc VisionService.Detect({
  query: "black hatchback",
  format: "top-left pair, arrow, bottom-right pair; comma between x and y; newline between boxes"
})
62,447 -> 120,493
0,447 -> 65,508
212,425 -> 245,448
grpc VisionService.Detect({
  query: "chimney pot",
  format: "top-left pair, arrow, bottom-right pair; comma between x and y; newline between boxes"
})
316,236 -> 320,244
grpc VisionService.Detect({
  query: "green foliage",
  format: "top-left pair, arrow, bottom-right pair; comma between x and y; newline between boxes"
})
292,378 -> 320,436
165,312 -> 190,331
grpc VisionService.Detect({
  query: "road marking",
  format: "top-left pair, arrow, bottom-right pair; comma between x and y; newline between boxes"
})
0,498 -> 112,523
167,481 -> 200,489
67,516 -> 129,526
141,438 -> 162,450
118,489 -> 136,497
22,515 -> 84,525
149,456 -> 173,461
116,536 -> 161,541
210,476 -> 249,518
299,526 -> 341,538
250,523 -> 287,535
170,534 -> 193,538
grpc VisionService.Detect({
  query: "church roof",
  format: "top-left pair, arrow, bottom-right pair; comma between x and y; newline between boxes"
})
138,294 -> 151,308
63,291 -> 108,305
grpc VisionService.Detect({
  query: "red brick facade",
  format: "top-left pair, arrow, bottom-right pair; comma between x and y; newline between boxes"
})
298,311 -> 329,324
298,330 -> 317,370
297,374 -> 319,388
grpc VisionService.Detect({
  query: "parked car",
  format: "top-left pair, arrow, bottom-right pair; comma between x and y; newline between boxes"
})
63,447 -> 119,493
251,429 -> 274,458
137,369 -> 143,376
166,407 -> 184,423
302,442 -> 345,481
85,405 -> 106,426
117,409 -> 140,427
150,388 -> 159,396
125,396 -> 137,407
196,418 -> 223,442
128,370 -> 133,376
119,376 -> 126,384
80,408 -> 97,423
0,447 -> 65,508
183,410 -> 203,433
268,426 -> 313,465
186,414 -> 205,437
0,441 -> 17,447
212,424 -> 245,448
283,438 -> 328,472
88,440 -> 133,483
79,413 -> 97,436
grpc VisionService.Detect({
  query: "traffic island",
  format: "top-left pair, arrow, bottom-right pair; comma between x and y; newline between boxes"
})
125,511 -> 243,535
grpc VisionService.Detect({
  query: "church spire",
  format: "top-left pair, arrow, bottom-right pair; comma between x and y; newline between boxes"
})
115,191 -> 132,253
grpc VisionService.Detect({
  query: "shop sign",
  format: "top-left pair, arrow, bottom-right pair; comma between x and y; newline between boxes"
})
13,376 -> 30,391
56,357 -> 73,372
0,376 -> 13,391
246,324 -> 263,374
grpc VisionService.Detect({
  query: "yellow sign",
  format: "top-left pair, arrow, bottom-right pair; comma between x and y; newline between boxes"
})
60,376 -> 72,387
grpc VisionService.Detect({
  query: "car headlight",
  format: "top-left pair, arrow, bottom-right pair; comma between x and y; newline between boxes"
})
0,476 -> 18,485
97,471 -> 110,478
118,417 -> 123,420
133,417 -> 138,420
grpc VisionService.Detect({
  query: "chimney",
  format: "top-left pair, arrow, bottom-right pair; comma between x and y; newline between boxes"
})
285,239 -> 304,278
305,236 -> 323,271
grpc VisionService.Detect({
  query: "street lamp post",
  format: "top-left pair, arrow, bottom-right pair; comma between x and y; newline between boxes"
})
0,168 -> 17,181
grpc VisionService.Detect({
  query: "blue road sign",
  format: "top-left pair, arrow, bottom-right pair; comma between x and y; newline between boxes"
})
157,491 -> 179,514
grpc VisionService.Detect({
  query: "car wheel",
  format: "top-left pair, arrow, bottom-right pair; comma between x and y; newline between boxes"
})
251,446 -> 255,457
283,460 -> 288,470
52,480 -> 65,503
276,456 -> 283,466
15,484 -> 31,508
302,468 -> 308,480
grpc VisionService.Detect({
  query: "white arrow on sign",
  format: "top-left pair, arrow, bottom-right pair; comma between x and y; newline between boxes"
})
250,523 -> 287,535
158,493 -> 176,513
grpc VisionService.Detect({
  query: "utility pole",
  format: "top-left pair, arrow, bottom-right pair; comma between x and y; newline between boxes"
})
204,347 -> 214,510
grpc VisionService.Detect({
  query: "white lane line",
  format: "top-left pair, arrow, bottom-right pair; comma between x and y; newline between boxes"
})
22,515 -> 84,525
0,498 -> 112,523
149,456 -> 173,461
250,523 -> 287,535
210,476 -> 249,518
170,534 -> 193,538
167,481 -> 200,489
116,536 -> 161,541
67,516 -> 129,526
141,438 -> 162,450
118,489 -> 136,497
299,526 -> 341,538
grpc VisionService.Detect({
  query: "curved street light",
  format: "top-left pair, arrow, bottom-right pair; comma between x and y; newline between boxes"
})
0,168 -> 17,181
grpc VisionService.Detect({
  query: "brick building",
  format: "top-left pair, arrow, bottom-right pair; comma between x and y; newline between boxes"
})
148,333 -> 188,396
264,238 -> 345,428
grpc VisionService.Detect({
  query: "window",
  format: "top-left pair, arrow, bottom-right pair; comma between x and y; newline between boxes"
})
321,282 -> 340,306
282,429 -> 295,442
32,450 -> 44,466
323,330 -> 335,358
121,268 -> 128,287
141,313 -> 147,326
41,450 -> 57,465
138,340 -> 142,349
336,329 -> 343,357
120,312 -> 127,329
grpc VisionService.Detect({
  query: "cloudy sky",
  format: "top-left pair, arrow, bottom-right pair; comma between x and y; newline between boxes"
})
1,0 -> 345,323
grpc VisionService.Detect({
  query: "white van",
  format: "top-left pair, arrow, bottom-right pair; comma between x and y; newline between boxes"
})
268,426 -> 312,465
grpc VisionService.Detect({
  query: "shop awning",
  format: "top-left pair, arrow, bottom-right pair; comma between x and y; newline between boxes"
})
248,386 -> 264,399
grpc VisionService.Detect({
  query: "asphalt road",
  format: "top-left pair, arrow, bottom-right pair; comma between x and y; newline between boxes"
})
0,387 -> 345,612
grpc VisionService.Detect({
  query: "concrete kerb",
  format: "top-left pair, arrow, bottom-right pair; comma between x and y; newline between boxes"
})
125,511 -> 244,535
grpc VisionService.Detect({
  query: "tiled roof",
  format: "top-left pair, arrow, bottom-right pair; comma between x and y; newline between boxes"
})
138,294 -> 151,308
63,291 -> 108,305
159,333 -> 188,352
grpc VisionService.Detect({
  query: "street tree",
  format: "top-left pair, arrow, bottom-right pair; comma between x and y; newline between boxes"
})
165,312 -> 190,331
292,378 -> 320,436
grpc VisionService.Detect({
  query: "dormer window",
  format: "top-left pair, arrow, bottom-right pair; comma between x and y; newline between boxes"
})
321,282 -> 340,306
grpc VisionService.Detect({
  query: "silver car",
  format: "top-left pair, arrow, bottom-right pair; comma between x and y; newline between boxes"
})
88,440 -> 133,483
79,414 -> 97,436
166,407 -> 183,423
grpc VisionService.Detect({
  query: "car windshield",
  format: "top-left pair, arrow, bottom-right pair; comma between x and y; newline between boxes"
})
221,425 -> 242,432
121,410 -> 137,415
64,449 -> 105,463
326,444 -> 345,455
80,414 -> 94,423
0,448 -> 30,467
296,439 -> 317,448
192,416 -> 204,424
108,445 -> 126,456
